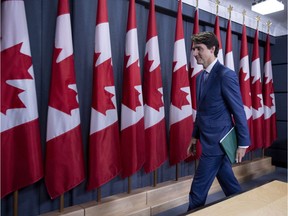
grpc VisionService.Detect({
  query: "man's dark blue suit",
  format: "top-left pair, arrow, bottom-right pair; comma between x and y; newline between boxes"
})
188,60 -> 250,210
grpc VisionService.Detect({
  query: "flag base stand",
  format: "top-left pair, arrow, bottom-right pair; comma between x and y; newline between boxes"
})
40,157 -> 275,216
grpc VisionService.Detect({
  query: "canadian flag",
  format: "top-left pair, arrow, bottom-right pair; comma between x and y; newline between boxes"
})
224,19 -> 235,71
263,33 -> 277,148
188,7 -> 202,160
169,0 -> 193,165
214,15 -> 224,64
87,0 -> 121,191
143,0 -> 167,173
45,0 -> 85,199
250,29 -> 264,150
120,0 -> 145,178
1,0 -> 43,198
238,24 -> 253,150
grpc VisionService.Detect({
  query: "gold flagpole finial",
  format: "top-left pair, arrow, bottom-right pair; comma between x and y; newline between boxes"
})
256,16 -> 261,29
242,9 -> 246,24
195,0 -> 199,9
266,20 -> 272,34
215,0 -> 220,15
227,5 -> 233,20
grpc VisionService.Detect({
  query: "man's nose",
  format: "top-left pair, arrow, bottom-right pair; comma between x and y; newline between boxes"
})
193,51 -> 198,57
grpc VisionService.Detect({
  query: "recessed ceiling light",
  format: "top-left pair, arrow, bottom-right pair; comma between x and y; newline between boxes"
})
252,0 -> 284,15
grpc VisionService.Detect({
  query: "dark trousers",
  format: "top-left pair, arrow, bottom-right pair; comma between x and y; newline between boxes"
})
188,155 -> 241,211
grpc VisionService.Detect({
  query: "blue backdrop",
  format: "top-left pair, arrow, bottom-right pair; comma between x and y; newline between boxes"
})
2,0 -> 286,215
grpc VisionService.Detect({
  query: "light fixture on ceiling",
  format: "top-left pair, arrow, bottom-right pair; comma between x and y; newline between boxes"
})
251,0 -> 284,15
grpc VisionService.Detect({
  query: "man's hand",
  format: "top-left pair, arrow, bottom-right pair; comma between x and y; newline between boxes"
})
235,147 -> 246,163
187,138 -> 197,156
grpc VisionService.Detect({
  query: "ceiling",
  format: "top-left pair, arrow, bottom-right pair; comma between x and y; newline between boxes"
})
223,0 -> 287,36
182,0 -> 287,36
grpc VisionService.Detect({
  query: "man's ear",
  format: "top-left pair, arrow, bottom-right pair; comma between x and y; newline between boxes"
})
210,46 -> 215,54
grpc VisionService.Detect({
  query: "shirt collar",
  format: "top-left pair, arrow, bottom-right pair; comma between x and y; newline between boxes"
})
204,58 -> 217,73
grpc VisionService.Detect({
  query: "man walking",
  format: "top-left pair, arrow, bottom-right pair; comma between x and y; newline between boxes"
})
187,32 -> 250,211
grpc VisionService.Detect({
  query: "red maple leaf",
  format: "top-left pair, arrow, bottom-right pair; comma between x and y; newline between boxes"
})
48,48 -> 79,115
171,63 -> 190,109
1,43 -> 33,114
251,78 -> 262,110
263,78 -> 274,107
92,53 -> 115,115
143,54 -> 164,111
239,68 -> 252,107
122,56 -> 142,111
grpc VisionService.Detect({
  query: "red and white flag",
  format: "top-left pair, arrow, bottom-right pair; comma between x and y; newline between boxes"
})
263,33 -> 277,148
87,0 -> 121,191
1,0 -> 43,198
214,15 -> 224,64
45,0 -> 85,199
143,0 -> 167,173
120,0 -> 145,178
250,29 -> 264,150
238,24 -> 253,150
224,19 -> 235,71
188,7 -> 202,160
169,0 -> 193,165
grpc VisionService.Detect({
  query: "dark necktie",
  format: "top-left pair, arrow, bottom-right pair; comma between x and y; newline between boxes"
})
200,70 -> 208,97
203,70 -> 209,83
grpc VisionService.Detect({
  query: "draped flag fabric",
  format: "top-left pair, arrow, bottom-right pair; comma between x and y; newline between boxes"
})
120,0 -> 145,178
263,33 -> 277,148
238,24 -> 253,150
224,19 -> 235,71
87,0 -> 121,191
143,0 -> 167,173
214,15 -> 224,64
188,7 -> 202,160
45,0 -> 85,199
169,0 -> 193,165
1,0 -> 43,198
250,29 -> 264,150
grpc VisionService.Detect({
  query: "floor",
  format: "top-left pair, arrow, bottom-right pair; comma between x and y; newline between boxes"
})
156,166 -> 287,216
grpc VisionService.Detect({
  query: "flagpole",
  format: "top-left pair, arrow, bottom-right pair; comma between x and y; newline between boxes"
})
215,0 -> 220,16
59,194 -> 64,212
227,5 -> 232,20
256,15 -> 261,30
128,177 -> 131,194
176,164 -> 179,181
97,187 -> 102,203
153,170 -> 157,187
263,20 -> 272,157
13,190 -> 18,216
242,9 -> 246,25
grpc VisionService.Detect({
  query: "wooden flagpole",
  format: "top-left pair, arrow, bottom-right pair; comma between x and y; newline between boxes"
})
175,164 -> 179,181
97,187 -> 102,203
262,20 -> 272,159
59,194 -> 64,212
153,170 -> 157,187
13,190 -> 18,216
128,177 -> 131,194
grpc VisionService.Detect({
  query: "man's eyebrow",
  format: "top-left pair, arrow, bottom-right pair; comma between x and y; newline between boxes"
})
192,45 -> 202,49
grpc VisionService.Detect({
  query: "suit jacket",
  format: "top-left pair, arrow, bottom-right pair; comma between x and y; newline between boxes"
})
192,61 -> 250,156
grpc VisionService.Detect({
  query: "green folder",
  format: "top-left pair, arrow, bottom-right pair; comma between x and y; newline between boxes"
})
220,127 -> 238,163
